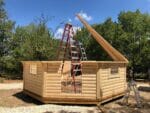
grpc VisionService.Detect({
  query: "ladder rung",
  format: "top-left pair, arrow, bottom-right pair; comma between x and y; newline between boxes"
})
73,69 -> 81,72
70,40 -> 76,43
70,45 -> 77,48
71,57 -> 79,59
71,51 -> 78,54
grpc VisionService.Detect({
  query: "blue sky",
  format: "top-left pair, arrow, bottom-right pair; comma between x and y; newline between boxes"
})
5,0 -> 150,38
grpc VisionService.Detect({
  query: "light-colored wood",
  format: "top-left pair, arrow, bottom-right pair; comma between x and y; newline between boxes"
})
96,69 -> 101,100
22,60 -> 127,104
76,14 -> 128,63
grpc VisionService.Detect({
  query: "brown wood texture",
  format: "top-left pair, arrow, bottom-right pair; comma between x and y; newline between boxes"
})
22,61 -> 127,104
22,62 -> 44,96
76,14 -> 128,63
43,61 -> 97,99
97,63 -> 127,100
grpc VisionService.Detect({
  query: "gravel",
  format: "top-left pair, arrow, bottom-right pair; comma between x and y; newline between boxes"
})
0,104 -> 100,113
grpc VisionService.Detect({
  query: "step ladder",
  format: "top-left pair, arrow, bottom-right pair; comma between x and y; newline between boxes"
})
57,23 -> 73,75
70,38 -> 82,93
122,80 -> 142,108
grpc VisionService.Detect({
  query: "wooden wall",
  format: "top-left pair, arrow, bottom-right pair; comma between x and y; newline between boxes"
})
97,62 -> 127,101
22,62 -> 44,96
42,61 -> 62,97
43,61 -> 98,100
81,61 -> 98,99
22,61 -> 127,103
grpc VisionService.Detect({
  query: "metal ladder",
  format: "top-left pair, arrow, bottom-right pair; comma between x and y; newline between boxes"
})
70,38 -> 82,93
122,80 -> 142,108
78,42 -> 87,61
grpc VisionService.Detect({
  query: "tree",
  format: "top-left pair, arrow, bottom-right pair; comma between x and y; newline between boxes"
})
0,0 -> 15,75
76,10 -> 150,79
118,10 -> 150,79
8,18 -> 59,76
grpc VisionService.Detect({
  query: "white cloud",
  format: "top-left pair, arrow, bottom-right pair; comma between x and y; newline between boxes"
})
75,11 -> 93,21
54,26 -> 81,39
68,18 -> 72,22
54,28 -> 64,39
73,26 -> 81,33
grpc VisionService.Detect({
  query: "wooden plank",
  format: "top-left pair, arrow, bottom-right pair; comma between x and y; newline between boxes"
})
96,70 -> 101,99
46,74 -> 61,77
45,80 -> 61,84
82,87 -> 96,91
102,88 -> 125,94
82,75 -> 96,78
45,84 -> 61,87
82,90 -> 96,94
76,14 -> 128,62
25,84 -> 42,89
45,94 -> 96,98
45,87 -> 61,90
82,78 -> 96,81
101,82 -> 126,87
45,77 -> 61,80
82,74 -> 96,77
101,78 -> 126,83
102,87 -> 125,92
82,84 -> 96,88
82,80 -> 96,84
45,90 -> 61,93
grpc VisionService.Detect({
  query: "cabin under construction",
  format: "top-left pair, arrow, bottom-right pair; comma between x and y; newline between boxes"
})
22,14 -> 128,104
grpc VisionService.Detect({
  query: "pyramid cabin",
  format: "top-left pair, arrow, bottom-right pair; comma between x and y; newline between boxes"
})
22,14 -> 128,104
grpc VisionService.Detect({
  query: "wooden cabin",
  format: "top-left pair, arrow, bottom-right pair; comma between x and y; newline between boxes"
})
22,61 -> 127,104
22,14 -> 128,104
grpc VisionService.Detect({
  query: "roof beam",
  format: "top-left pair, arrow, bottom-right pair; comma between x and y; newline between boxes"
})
76,14 -> 128,63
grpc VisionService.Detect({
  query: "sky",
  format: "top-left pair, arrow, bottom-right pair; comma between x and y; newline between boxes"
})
4,0 -> 150,38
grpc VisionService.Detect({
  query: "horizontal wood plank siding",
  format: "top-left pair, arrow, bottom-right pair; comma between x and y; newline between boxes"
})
22,61 -> 127,104
43,61 -> 98,99
23,62 -> 44,96
98,63 -> 127,100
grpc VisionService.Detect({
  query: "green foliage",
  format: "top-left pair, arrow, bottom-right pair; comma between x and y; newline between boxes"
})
76,10 -> 150,77
0,0 -> 149,79
0,0 -> 59,77
8,21 -> 59,75
0,0 -> 15,76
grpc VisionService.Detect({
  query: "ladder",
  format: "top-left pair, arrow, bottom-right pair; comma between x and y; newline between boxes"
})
57,23 -> 73,76
78,42 -> 87,61
70,38 -> 82,93
122,80 -> 142,108
58,23 -> 87,93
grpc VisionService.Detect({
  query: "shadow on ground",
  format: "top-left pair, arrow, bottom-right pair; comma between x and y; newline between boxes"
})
13,91 -> 43,105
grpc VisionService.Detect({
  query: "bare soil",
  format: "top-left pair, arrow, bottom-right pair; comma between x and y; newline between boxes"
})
0,80 -> 149,113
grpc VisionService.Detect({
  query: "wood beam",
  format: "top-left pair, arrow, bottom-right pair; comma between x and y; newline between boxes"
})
76,14 -> 128,63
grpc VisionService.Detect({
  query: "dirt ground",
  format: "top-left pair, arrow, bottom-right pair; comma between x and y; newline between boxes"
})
0,81 -> 149,113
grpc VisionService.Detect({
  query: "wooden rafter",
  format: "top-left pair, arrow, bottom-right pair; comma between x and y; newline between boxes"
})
76,14 -> 128,63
